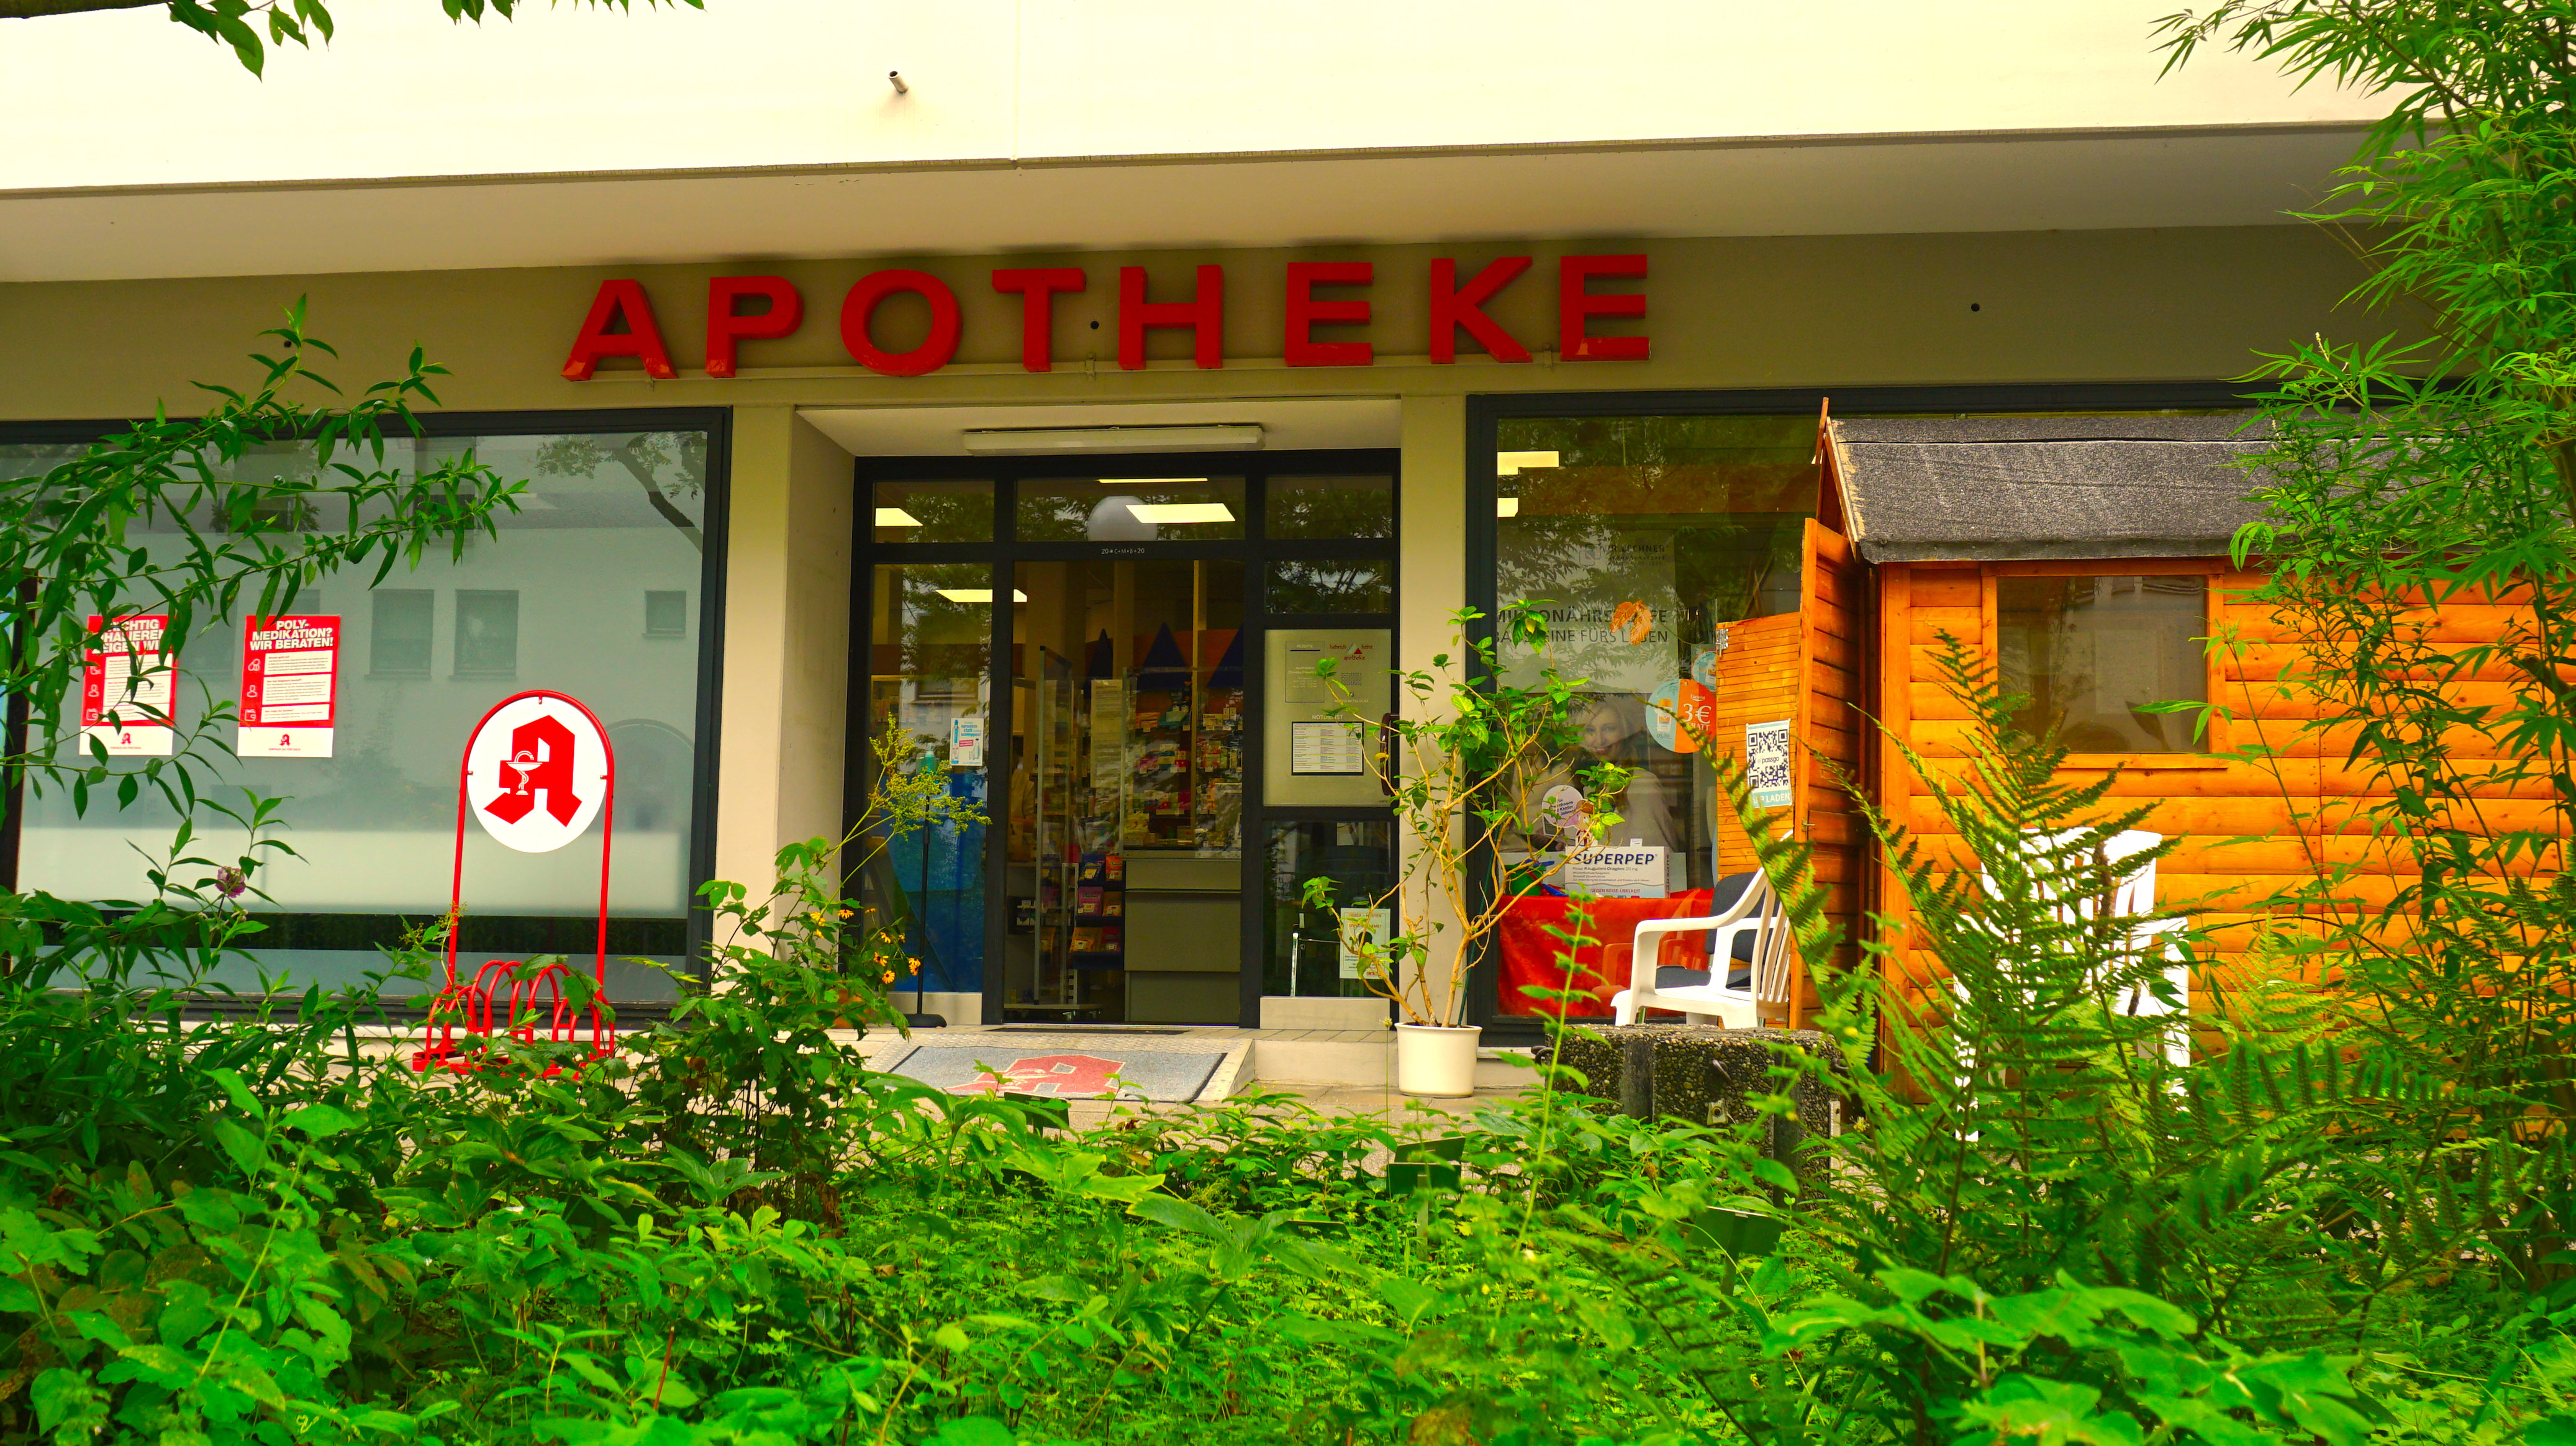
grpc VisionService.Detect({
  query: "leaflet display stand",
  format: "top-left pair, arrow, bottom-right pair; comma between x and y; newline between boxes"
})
415,689 -> 618,1073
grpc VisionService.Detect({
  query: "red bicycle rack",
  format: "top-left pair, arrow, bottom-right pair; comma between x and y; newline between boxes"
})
415,689 -> 618,1075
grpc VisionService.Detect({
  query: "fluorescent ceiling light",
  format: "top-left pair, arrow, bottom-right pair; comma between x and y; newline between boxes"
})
962,424 -> 1265,455
1496,450 -> 1561,477
933,589 -> 1029,603
874,507 -> 922,527
1496,497 -> 1521,517
1097,477 -> 1208,485
1127,503 -> 1235,525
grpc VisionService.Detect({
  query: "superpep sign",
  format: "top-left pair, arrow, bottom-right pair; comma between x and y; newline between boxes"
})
560,255 -> 1649,381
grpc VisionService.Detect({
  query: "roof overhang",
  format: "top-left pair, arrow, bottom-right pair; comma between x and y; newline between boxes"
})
0,122 -> 2367,284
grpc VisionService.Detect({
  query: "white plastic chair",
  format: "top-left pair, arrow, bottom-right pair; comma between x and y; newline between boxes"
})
1608,871 -> 1797,1029
1977,829 -> 2190,1067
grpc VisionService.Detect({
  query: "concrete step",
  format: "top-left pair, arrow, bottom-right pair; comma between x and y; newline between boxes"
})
1245,1035 -> 1531,1090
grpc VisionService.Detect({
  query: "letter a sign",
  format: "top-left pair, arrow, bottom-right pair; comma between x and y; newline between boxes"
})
464,692 -> 612,852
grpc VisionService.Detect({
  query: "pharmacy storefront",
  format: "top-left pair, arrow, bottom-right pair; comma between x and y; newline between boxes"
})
0,225 -> 2346,1034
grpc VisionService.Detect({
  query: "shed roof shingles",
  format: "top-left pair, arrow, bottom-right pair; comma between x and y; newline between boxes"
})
1830,415 -> 2275,563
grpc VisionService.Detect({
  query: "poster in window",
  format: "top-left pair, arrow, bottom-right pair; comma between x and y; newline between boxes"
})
1561,842 -> 1669,899
948,715 -> 986,768
79,615 -> 176,757
1745,719 -> 1794,810
1088,679 -> 1125,791
1289,720 -> 1366,775
1505,533 -> 1679,694
1645,677 -> 1713,754
238,615 -> 341,758
1336,908 -> 1392,980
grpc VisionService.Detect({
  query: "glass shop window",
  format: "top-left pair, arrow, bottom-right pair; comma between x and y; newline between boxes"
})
873,479 -> 993,543
1018,477 -> 1247,542
1,428 -> 715,1002
1266,475 -> 1394,539
1997,575 -> 2209,754
1490,413 -> 1819,899
1268,558 -> 1392,615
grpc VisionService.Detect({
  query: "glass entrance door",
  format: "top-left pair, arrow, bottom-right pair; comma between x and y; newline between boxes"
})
1007,558 -> 1245,1023
856,454 -> 1397,1027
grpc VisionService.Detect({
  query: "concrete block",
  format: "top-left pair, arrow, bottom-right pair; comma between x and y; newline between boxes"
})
1247,1036 -> 1389,1086
1259,995 -> 1392,1031
1247,1033 -> 1533,1090
1544,1024 -> 1848,1178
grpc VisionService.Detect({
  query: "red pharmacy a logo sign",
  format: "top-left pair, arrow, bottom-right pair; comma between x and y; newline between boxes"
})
419,689 -> 620,1077
465,694 -> 608,853
486,714 -> 584,828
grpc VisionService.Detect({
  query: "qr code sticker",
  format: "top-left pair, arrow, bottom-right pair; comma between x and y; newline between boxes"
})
1744,720 -> 1793,808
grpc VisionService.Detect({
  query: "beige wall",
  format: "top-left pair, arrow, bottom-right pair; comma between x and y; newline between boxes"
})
713,408 -> 855,906
0,224 -> 2414,917
1395,395 -> 1471,1022
6,1 -> 2370,192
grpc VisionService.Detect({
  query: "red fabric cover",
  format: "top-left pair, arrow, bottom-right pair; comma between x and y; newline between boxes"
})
1495,890 -> 1716,1018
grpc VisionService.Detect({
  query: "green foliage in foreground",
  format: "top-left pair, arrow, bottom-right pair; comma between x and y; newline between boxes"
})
7,678 -> 2576,1446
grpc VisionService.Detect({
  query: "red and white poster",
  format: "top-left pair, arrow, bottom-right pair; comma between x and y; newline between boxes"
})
81,615 -> 176,757
238,615 -> 342,759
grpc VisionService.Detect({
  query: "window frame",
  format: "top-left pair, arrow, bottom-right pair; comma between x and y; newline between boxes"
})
643,589 -> 689,639
450,587 -> 523,680
846,449 -> 1401,1028
365,587 -> 437,679
1981,559 -> 2232,770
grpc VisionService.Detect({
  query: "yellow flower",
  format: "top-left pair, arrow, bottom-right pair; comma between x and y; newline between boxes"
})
837,908 -> 854,919
880,970 -> 896,984
907,958 -> 922,975
807,910 -> 828,926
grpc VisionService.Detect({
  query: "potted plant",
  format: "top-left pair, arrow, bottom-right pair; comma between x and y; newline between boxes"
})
1302,603 -> 1625,1096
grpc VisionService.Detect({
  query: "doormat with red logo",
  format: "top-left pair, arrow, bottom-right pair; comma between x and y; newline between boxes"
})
871,1036 -> 1238,1103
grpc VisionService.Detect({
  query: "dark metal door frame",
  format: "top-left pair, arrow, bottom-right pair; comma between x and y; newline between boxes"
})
846,449 -> 1399,1026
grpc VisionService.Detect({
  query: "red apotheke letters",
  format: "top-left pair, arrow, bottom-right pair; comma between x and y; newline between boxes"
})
1559,253 -> 1649,361
991,267 -> 1088,373
841,270 -> 963,377
704,276 -> 802,378
561,280 -> 677,381
1429,256 -> 1533,364
1119,264 -> 1225,371
1283,261 -> 1372,368
562,255 -> 1648,379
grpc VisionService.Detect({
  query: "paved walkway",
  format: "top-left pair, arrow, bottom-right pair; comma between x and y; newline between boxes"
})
865,1021 -> 1531,1126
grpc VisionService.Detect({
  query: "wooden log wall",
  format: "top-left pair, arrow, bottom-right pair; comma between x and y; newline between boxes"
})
1706,612 -> 1800,874
1869,558 -> 2550,1044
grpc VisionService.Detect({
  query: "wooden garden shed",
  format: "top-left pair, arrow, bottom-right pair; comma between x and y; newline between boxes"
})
1795,412 -> 2528,1040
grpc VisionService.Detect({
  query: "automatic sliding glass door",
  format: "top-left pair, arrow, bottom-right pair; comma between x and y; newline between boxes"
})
856,454 -> 1397,1028
1007,558 -> 1245,1023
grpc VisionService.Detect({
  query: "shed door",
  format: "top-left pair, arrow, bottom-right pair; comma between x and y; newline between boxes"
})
1692,517 -> 1866,1027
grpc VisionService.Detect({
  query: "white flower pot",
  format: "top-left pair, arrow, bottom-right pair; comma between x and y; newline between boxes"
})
1395,1022 -> 1482,1098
